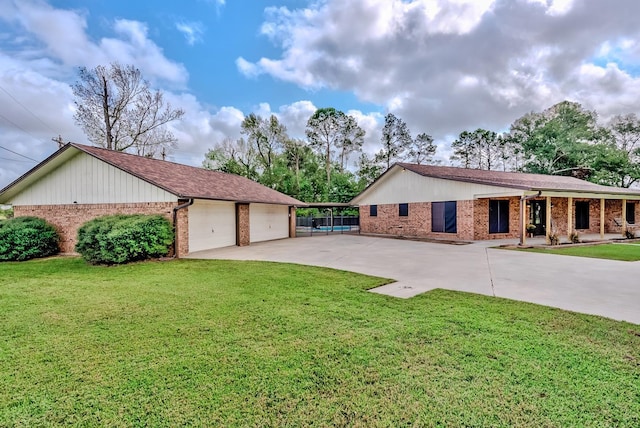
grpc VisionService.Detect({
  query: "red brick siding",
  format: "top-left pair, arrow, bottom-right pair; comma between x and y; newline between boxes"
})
361,196 -> 637,241
236,203 -> 250,246
289,207 -> 297,238
605,199 -> 639,233
473,197 -> 521,240
14,202 -> 180,255
360,201 -> 475,241
174,205 -> 189,258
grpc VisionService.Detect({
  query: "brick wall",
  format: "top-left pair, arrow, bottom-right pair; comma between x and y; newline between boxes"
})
15,202 -> 180,255
289,206 -> 297,238
360,196 -> 638,241
174,204 -> 189,258
472,197 -> 521,240
236,203 -> 250,246
605,199 -> 639,234
360,201 -> 479,241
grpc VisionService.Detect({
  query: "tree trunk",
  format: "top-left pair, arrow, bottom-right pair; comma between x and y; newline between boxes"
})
101,75 -> 113,150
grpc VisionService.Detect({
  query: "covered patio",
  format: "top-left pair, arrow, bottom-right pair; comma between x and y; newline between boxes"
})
518,191 -> 640,246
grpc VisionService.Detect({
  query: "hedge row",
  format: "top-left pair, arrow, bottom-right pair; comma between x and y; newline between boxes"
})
0,217 -> 59,261
75,214 -> 174,264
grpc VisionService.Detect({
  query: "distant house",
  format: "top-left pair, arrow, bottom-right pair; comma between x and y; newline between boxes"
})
351,163 -> 640,243
0,143 -> 305,256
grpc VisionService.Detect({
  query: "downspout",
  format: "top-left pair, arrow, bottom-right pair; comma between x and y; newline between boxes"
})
519,191 -> 542,246
172,199 -> 194,258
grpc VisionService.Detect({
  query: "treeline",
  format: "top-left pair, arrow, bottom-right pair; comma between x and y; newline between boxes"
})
203,101 -> 640,203
203,108 -> 435,203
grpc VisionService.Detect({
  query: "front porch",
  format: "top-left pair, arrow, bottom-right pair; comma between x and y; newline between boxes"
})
518,193 -> 640,246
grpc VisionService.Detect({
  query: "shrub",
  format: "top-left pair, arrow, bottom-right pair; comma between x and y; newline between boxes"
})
0,216 -> 59,261
569,231 -> 581,244
76,214 -> 174,264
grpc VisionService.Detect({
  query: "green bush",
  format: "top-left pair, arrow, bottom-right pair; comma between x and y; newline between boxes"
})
0,217 -> 59,261
76,214 -> 174,264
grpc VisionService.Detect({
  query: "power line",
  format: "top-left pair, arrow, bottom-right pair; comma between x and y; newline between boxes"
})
0,145 -> 38,162
0,112 -> 42,142
0,84 -> 57,134
0,156 -> 34,163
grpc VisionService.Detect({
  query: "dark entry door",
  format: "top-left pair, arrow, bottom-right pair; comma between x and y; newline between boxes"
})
530,200 -> 546,236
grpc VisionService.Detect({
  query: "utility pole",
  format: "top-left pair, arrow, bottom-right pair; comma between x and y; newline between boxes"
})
52,135 -> 65,148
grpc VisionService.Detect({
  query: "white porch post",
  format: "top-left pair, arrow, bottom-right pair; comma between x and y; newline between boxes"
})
622,199 -> 627,237
567,196 -> 573,240
546,196 -> 552,244
520,197 -> 527,245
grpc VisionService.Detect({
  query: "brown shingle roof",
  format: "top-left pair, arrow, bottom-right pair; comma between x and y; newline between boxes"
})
397,163 -> 640,195
73,144 -> 304,205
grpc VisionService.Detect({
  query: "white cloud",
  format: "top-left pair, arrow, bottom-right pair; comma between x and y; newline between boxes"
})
237,0 -> 640,146
3,0 -> 188,86
176,21 -> 205,46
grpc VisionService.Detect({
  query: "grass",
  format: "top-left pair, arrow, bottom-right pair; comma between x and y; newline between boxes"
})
518,242 -> 640,261
1,257 -> 639,427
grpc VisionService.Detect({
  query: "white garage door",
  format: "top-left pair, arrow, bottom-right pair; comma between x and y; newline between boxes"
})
250,204 -> 289,243
188,200 -> 236,252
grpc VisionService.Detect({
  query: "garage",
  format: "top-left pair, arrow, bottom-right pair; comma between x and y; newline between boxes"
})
250,203 -> 289,243
188,200 -> 236,252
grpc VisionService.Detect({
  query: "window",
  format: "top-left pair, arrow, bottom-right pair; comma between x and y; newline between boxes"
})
627,202 -> 636,224
432,201 -> 457,233
489,200 -> 509,234
399,203 -> 408,217
575,201 -> 590,229
370,205 -> 377,217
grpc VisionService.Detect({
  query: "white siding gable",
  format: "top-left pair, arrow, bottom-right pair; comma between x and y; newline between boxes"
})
356,167 -> 523,205
11,152 -> 177,205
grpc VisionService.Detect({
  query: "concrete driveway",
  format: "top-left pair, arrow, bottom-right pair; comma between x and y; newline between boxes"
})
186,234 -> 640,325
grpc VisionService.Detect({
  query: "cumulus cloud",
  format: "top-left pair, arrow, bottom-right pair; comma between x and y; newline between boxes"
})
238,0 -> 640,143
0,0 -> 190,187
3,0 -> 188,86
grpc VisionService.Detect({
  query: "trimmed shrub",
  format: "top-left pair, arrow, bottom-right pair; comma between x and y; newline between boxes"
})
0,216 -> 59,261
76,214 -> 174,264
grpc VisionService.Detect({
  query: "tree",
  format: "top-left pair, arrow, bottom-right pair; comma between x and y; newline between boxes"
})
450,129 -> 502,170
306,107 -> 365,193
337,116 -> 365,171
508,101 -> 610,180
607,114 -> 640,187
356,153 -> 384,189
408,132 -> 437,165
72,63 -> 184,156
203,137 -> 258,180
375,113 -> 412,170
241,114 -> 287,186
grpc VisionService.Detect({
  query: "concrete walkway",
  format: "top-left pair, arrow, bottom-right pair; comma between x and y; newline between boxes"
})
186,234 -> 640,325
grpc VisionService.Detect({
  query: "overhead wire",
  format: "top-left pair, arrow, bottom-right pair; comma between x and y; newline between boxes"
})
0,156 -> 34,163
0,84 -> 57,134
0,112 -> 43,142
0,145 -> 38,162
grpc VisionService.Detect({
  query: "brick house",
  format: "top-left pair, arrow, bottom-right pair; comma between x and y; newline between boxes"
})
352,163 -> 640,243
0,143 -> 305,256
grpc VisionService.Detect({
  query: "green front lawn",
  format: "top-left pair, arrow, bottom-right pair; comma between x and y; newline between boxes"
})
520,242 -> 640,261
1,258 -> 639,426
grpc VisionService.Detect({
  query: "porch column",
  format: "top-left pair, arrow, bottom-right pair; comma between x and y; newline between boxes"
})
567,196 -> 573,240
600,198 -> 605,239
545,196 -> 552,244
622,199 -> 627,237
520,197 -> 527,245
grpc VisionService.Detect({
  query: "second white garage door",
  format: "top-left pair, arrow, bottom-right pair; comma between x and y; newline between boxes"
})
188,200 -> 236,252
250,204 -> 289,243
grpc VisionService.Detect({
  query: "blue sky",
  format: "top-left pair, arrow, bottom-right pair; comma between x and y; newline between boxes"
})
2,0 -> 640,188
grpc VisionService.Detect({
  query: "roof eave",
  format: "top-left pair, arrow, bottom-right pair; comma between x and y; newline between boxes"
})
0,144 -> 77,203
